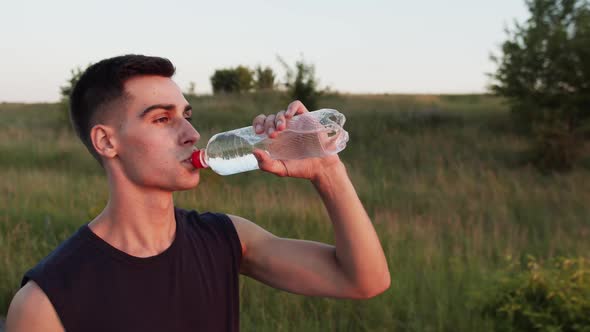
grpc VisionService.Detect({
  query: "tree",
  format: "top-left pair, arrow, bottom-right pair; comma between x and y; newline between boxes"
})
235,66 -> 254,92
210,66 -> 254,94
255,66 -> 276,90
490,0 -> 590,171
277,56 -> 323,110
59,66 -> 86,130
60,67 -> 85,100
210,68 -> 239,94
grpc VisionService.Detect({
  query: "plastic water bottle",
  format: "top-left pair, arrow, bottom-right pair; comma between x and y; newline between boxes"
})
191,109 -> 349,175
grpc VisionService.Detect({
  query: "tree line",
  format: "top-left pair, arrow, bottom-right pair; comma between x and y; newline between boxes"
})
59,0 -> 590,172
61,56 -> 324,114
206,57 -> 323,110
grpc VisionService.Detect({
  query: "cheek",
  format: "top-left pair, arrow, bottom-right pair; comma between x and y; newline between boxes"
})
120,133 -> 168,170
124,136 -> 151,160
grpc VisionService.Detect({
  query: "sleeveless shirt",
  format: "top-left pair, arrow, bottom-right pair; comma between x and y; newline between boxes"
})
20,208 -> 242,332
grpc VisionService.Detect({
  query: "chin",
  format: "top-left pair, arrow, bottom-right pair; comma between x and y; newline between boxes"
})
175,173 -> 200,191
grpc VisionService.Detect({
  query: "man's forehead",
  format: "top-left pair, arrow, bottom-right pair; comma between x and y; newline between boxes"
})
124,76 -> 184,107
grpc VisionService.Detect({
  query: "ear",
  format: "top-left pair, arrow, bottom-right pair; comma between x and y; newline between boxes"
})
90,125 -> 118,159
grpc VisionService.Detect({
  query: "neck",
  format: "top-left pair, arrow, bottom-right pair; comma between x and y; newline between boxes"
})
88,173 -> 177,258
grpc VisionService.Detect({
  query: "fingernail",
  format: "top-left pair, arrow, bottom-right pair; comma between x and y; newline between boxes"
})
268,128 -> 274,135
276,120 -> 282,127
255,125 -> 262,132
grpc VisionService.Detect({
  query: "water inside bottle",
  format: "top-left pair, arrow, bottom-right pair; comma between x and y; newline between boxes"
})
205,131 -> 261,175
207,153 -> 259,175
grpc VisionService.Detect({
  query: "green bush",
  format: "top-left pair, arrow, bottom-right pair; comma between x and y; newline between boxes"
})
210,66 -> 254,94
490,0 -> 590,171
478,256 -> 590,332
59,67 -> 85,130
277,56 -> 323,110
254,66 -> 276,90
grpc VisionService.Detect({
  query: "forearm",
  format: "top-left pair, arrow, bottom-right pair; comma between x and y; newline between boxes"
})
312,161 -> 390,296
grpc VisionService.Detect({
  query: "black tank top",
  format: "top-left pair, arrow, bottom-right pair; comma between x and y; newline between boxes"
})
21,208 -> 242,332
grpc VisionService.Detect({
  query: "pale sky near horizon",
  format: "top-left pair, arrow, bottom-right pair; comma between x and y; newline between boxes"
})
0,0 -> 529,103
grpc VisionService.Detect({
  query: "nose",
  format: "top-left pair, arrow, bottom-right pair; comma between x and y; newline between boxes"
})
180,120 -> 200,146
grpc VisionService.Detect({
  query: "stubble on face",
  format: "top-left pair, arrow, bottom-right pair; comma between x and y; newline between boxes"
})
103,76 -> 201,191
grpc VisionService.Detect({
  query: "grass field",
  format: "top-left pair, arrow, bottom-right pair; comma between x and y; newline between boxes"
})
1,93 -> 589,331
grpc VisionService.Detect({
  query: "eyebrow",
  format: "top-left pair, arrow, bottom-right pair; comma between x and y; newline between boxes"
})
139,104 -> 193,118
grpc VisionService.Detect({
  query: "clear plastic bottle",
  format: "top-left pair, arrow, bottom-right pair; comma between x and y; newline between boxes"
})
191,109 -> 349,175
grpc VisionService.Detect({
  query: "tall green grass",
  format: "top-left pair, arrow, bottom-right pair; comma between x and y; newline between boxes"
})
1,94 -> 589,331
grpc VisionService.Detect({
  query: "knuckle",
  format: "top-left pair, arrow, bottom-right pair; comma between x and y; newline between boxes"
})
254,114 -> 266,122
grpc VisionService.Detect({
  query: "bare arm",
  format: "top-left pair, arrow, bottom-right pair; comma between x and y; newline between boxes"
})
234,100 -> 390,299
6,281 -> 64,332
311,162 -> 390,297
231,214 -> 375,299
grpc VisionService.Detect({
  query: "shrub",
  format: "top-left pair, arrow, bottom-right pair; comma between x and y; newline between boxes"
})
477,256 -> 590,332
210,66 -> 254,94
277,56 -> 324,110
254,66 -> 276,90
59,67 -> 86,130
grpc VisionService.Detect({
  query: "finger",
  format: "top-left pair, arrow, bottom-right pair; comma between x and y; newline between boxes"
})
253,149 -> 287,176
264,114 -> 277,137
285,100 -> 309,118
275,110 -> 286,131
252,114 -> 266,134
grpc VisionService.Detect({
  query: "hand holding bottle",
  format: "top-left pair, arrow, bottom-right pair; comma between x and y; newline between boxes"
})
251,100 -> 345,181
191,100 -> 349,176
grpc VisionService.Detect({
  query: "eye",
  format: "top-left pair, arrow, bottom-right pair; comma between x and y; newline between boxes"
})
183,109 -> 193,123
153,117 -> 169,124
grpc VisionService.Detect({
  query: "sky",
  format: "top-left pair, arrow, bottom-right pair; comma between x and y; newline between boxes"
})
0,0 -> 529,103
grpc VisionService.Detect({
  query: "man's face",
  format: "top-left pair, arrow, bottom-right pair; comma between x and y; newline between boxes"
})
107,75 -> 201,191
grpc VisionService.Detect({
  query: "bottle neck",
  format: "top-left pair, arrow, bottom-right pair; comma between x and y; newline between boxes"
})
191,149 -> 209,169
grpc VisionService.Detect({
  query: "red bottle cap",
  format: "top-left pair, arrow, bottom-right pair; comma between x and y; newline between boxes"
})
191,150 -> 208,169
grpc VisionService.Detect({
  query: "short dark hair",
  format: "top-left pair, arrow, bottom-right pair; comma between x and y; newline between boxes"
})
69,54 -> 176,163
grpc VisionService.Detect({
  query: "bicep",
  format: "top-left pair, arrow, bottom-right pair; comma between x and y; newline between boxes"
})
228,215 -> 362,299
6,281 -> 64,332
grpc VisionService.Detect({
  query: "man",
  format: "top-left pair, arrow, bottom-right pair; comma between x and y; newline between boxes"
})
6,55 -> 390,331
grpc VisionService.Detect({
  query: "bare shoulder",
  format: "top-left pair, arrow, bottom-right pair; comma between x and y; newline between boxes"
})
6,281 -> 64,332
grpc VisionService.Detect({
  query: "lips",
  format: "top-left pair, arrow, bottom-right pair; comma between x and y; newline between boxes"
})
182,149 -> 197,163
181,148 -> 199,168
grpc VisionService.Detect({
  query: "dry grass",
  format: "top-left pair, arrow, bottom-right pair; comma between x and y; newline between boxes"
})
1,94 -> 589,331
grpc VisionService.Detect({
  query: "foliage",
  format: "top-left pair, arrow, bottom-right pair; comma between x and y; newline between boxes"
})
278,56 -> 323,110
478,256 -> 590,332
58,67 -> 85,130
210,66 -> 254,94
254,66 -> 276,90
490,0 -> 590,171
531,119 -> 588,171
